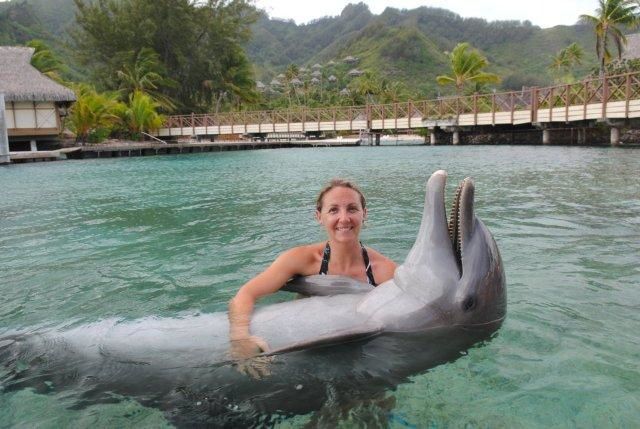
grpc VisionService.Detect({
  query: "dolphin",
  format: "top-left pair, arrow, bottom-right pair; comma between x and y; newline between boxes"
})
0,170 -> 506,426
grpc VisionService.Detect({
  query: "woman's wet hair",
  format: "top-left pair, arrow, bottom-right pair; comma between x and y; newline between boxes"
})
316,179 -> 366,212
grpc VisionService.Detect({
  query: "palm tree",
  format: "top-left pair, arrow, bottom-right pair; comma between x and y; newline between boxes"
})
580,0 -> 640,78
115,48 -> 176,111
436,43 -> 500,95
349,71 -> 383,104
27,40 -> 67,83
68,84 -> 121,143
118,91 -> 165,139
549,42 -> 585,83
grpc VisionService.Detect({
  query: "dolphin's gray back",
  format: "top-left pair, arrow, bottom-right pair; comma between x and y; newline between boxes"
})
252,293 -> 381,352
10,291 -> 380,372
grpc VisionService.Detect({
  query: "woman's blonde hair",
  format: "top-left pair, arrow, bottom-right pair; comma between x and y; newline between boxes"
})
315,179 -> 366,212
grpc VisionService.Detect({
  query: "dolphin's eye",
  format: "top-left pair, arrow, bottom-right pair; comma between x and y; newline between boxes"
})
462,295 -> 476,312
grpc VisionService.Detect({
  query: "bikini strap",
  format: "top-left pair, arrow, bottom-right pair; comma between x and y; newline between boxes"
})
319,242 -> 331,275
319,241 -> 377,286
360,242 -> 377,286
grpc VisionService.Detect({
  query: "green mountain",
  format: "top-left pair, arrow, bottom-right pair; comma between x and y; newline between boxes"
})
0,1 -> 51,45
0,0 -> 76,43
1,0 -> 601,98
247,3 -> 599,97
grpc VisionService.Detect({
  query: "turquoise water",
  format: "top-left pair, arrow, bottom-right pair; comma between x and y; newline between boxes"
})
0,146 -> 639,427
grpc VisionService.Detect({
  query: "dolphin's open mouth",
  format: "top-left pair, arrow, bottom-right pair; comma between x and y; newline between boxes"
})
447,178 -> 474,276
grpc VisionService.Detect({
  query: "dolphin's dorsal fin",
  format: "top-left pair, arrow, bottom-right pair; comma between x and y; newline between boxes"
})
282,275 -> 374,296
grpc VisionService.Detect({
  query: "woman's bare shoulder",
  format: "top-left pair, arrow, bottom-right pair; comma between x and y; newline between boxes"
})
280,242 -> 324,258
276,242 -> 325,275
365,247 -> 398,284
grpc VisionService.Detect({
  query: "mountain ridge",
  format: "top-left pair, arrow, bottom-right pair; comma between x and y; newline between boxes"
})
0,0 -> 599,98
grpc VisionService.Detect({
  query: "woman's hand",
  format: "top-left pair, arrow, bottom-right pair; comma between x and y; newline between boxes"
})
230,335 -> 272,379
229,335 -> 269,360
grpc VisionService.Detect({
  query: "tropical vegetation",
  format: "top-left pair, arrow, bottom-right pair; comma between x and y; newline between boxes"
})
549,43 -> 585,83
5,0 -> 640,142
436,43 -> 500,95
580,0 -> 640,77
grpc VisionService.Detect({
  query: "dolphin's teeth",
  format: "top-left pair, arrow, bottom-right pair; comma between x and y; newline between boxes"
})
449,180 -> 464,277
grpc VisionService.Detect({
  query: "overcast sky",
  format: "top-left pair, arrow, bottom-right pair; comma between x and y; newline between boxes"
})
253,0 -> 597,28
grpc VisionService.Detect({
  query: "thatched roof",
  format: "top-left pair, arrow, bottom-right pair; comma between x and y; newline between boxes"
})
622,33 -> 640,60
0,46 -> 76,102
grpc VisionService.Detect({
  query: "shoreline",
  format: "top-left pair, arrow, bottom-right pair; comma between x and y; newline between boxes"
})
5,136 -> 639,164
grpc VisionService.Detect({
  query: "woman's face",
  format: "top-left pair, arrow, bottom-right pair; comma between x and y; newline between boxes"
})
316,186 -> 366,243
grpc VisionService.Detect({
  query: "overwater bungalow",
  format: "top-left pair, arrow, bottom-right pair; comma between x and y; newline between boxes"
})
0,46 -> 76,151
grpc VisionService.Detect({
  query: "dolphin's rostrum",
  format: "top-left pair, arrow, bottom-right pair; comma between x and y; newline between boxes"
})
0,170 -> 506,426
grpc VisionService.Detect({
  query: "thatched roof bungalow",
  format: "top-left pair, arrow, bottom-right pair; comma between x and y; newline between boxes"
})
0,46 -> 76,143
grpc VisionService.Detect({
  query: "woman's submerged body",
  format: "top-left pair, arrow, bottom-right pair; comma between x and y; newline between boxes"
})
228,182 -> 397,359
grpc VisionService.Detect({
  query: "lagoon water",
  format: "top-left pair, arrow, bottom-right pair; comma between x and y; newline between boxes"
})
0,145 -> 638,427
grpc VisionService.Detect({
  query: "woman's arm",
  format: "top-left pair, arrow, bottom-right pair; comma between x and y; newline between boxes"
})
228,247 -> 311,359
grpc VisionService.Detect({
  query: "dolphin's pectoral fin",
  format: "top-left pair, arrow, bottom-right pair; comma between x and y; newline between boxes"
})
282,275 -> 374,297
267,325 -> 383,355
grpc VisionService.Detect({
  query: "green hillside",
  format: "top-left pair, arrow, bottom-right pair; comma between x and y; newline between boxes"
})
247,3 -> 599,97
1,0 -> 601,99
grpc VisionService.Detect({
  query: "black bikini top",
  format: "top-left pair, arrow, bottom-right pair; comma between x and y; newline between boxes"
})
318,242 -> 377,286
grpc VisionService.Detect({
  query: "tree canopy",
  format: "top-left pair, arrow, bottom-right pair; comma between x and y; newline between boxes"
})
73,0 -> 258,113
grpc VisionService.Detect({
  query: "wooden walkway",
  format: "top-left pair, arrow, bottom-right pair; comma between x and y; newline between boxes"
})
156,72 -> 640,140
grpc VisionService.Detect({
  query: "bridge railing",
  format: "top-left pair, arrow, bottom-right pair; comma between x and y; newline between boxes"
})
161,71 -> 640,133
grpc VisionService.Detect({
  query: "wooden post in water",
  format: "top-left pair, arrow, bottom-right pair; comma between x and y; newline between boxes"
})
0,94 -> 10,165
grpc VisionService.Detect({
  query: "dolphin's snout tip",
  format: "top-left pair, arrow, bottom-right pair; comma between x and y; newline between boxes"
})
427,170 -> 448,192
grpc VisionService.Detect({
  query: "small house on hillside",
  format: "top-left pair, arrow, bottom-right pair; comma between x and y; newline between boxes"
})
0,46 -> 76,150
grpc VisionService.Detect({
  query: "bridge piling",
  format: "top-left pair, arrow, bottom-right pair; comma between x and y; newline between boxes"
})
542,129 -> 551,145
452,129 -> 460,145
611,127 -> 621,146
0,94 -> 9,165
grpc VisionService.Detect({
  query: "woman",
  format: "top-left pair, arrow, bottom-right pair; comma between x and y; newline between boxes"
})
228,179 -> 397,359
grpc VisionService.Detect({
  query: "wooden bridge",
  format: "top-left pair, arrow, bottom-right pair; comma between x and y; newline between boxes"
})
156,72 -> 640,146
